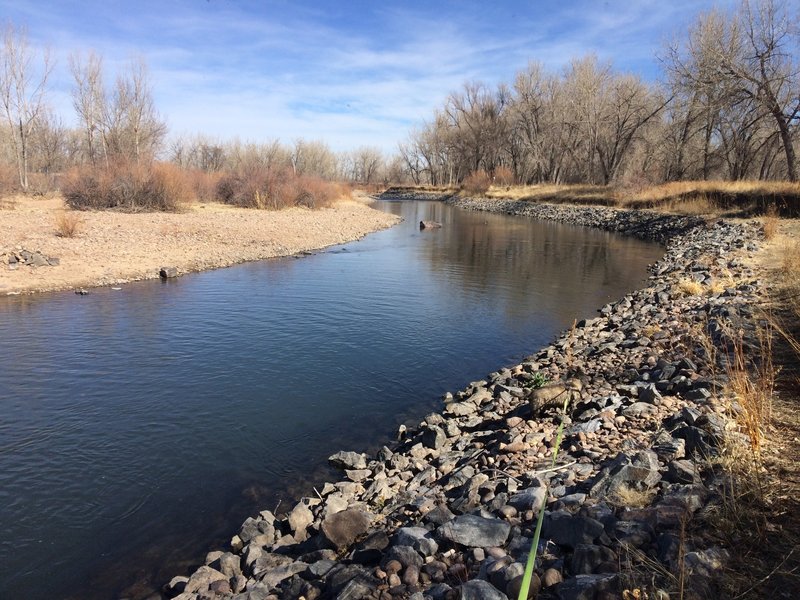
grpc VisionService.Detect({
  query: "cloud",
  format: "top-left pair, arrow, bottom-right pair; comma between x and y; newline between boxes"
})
0,0 -> 737,153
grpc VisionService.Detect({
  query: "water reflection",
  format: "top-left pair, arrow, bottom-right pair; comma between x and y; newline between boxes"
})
0,200 -> 663,599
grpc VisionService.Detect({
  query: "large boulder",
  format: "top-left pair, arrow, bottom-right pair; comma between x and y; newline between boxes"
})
437,514 -> 511,548
321,508 -> 373,549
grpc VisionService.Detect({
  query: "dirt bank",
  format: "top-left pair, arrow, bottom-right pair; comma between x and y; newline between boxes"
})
0,193 -> 400,295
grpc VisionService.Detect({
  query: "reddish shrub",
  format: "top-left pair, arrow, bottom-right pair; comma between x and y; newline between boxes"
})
62,161 -> 187,211
461,170 -> 491,196
493,166 -> 515,186
214,168 -> 343,209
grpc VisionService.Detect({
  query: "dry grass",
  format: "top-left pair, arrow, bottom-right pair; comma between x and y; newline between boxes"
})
676,278 -> 705,296
763,206 -> 780,240
0,195 -> 16,210
54,211 -> 82,238
481,180 -> 800,217
612,484 -> 657,508
726,324 -> 776,456
485,183 -> 614,206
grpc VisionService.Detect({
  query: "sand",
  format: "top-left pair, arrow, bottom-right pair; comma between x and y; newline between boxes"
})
0,193 -> 400,295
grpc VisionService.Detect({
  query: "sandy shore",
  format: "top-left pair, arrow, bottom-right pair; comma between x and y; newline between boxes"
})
0,193 -> 400,295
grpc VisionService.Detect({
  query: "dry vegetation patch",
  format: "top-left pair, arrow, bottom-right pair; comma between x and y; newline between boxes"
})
54,211 -> 82,238
712,219 -> 800,599
480,180 -> 800,217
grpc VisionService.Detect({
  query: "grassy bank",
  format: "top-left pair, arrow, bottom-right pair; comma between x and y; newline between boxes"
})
388,180 -> 800,218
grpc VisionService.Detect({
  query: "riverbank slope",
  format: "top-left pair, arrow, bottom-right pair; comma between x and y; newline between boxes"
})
0,193 -> 400,296
162,194 -> 792,600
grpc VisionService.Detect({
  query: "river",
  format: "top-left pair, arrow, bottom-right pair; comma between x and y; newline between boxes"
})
0,199 -> 663,599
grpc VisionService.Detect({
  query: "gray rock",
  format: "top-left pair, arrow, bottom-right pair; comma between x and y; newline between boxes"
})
345,468 -> 372,482
321,508 -> 372,548
622,402 -> 659,417
327,564 -> 379,596
328,451 -> 368,470
437,514 -> 511,548
542,512 -> 605,549
507,486 -> 547,511
159,266 -> 178,278
394,527 -> 439,557
444,401 -> 478,416
288,501 -> 314,537
556,574 -> 617,600
638,384 -> 663,404
614,520 -> 653,547
667,459 -> 701,484
590,450 -> 662,499
307,559 -> 337,578
422,425 -> 447,450
460,579 -> 508,600
165,575 -> 189,595
570,544 -> 616,575
29,252 -> 49,267
385,544 -> 424,569
185,565 -> 228,593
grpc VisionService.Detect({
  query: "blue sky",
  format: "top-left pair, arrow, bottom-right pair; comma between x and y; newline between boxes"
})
3,0 -> 737,153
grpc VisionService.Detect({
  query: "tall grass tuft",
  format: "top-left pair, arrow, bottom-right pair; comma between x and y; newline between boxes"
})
54,211 -> 82,237
725,324 -> 776,457
763,206 -> 779,240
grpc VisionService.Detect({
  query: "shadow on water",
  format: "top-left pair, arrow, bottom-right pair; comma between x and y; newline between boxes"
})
0,200 -> 663,599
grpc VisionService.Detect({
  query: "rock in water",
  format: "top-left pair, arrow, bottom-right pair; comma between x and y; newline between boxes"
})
159,266 -> 178,278
419,220 -> 442,229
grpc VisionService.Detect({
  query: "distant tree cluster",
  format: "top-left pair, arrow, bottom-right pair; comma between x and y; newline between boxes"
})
0,23 -> 398,200
400,0 -> 800,186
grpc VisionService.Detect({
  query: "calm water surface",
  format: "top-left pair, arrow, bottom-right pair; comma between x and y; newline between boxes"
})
0,200 -> 663,599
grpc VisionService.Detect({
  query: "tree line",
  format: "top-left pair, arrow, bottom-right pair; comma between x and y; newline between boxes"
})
2,0 -> 798,197
399,0 -> 800,186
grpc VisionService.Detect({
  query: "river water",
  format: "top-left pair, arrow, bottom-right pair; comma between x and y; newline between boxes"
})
0,200 -> 663,599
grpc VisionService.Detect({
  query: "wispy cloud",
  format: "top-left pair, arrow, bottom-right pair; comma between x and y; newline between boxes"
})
0,0 -> 735,152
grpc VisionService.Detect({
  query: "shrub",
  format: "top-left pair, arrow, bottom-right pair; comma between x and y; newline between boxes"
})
461,170 -> 491,196
54,211 -> 82,237
492,166 -> 515,186
186,169 -> 223,202
62,161 -> 188,211
214,167 -> 342,209
0,163 -> 20,197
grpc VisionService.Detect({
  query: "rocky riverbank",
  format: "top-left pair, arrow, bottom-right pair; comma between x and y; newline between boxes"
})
166,197 -> 766,600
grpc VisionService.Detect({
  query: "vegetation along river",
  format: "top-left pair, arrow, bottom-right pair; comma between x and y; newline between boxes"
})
0,200 -> 664,599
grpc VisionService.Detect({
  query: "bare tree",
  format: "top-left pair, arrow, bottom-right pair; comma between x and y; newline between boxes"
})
666,0 -> 800,180
0,22 -> 53,190
69,50 -> 105,165
30,107 -> 66,175
106,58 -> 166,163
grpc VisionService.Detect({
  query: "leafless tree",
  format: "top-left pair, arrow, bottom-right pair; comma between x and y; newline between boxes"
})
69,50 -> 105,165
0,22 -> 53,190
665,0 -> 800,180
